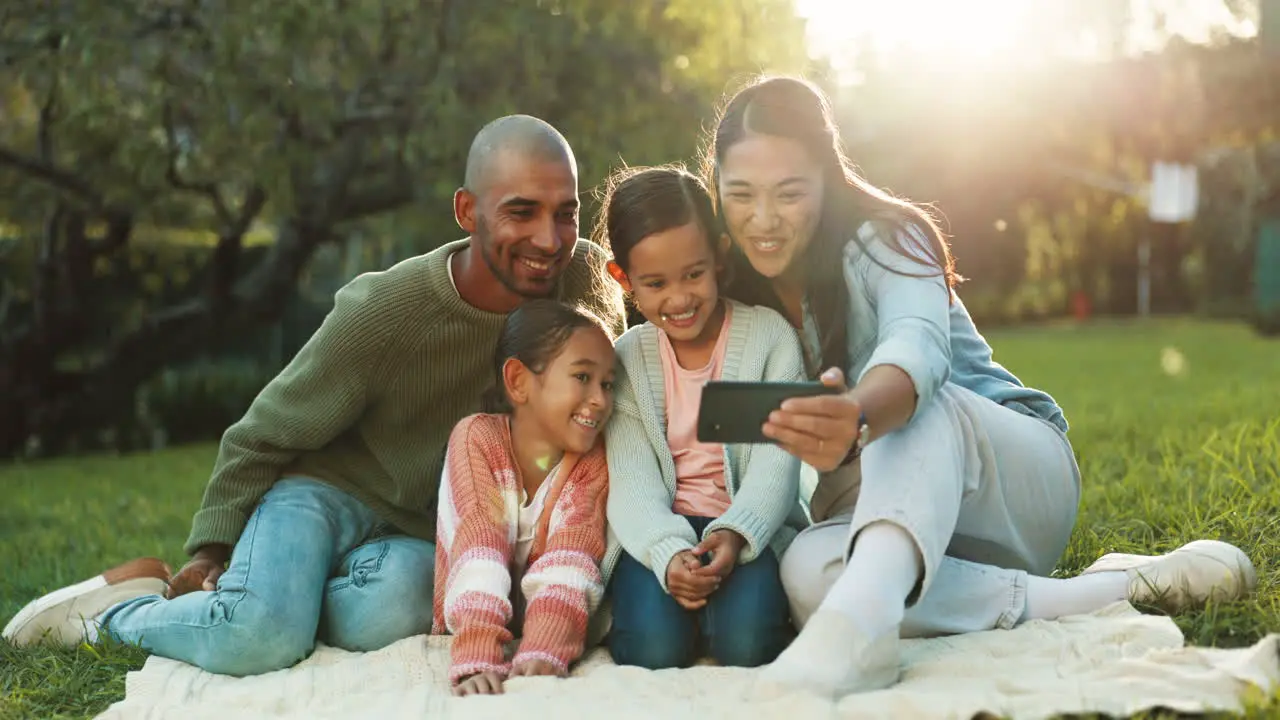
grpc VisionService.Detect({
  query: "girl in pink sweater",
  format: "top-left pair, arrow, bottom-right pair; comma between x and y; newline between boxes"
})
432,299 -> 616,696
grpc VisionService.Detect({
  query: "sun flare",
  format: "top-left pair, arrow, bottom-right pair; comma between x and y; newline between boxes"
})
795,0 -> 1260,77
796,0 -> 1027,64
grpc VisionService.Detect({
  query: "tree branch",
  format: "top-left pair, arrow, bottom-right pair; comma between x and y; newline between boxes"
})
425,0 -> 457,89
0,31 -> 65,68
132,4 -> 204,39
66,218 -> 325,422
32,82 -> 62,334
333,0 -> 454,138
378,0 -> 399,65
333,165 -> 415,222
0,276 -> 14,327
54,207 -> 132,313
237,219 -> 331,315
0,57 -> 110,210
161,101 -> 233,227
333,106 -> 405,134
0,147 -> 106,209
323,0 -> 457,220
93,210 -> 133,257
228,185 -> 267,239
61,211 -> 92,305
209,184 -> 267,307
37,77 -> 55,160
32,205 -> 62,334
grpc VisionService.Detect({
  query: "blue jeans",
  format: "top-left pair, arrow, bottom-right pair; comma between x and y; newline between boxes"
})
608,515 -> 793,669
100,477 -> 437,676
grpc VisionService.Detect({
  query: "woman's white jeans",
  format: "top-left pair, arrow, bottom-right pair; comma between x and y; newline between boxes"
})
784,382 -> 1081,639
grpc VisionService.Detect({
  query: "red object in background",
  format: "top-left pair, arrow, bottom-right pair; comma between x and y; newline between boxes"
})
1072,290 -> 1092,322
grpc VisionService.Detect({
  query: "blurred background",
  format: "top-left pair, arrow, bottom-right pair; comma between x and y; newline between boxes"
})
1,0 -> 1277,460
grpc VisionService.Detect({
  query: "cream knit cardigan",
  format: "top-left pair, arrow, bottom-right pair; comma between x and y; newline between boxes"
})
601,299 -> 810,592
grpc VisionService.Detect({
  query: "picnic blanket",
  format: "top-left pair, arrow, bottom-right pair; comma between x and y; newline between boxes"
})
93,602 -> 1280,720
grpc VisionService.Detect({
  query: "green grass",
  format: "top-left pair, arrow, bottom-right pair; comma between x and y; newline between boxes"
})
2,318 -> 1279,719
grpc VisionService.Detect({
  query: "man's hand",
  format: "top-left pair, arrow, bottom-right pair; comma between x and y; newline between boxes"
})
166,544 -> 231,599
665,550 -> 718,610
453,670 -> 505,696
692,529 -> 746,581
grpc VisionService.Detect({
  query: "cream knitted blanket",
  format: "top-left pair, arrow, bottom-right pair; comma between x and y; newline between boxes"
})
94,603 -> 1279,720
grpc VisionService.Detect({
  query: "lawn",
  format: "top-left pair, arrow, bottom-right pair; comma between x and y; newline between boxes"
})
2,318 -> 1278,719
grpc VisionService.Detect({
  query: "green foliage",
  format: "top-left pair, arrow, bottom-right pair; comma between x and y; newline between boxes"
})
136,360 -> 279,448
0,0 -> 817,239
1252,307 -> 1280,336
0,0 -> 821,455
833,4 -> 1279,322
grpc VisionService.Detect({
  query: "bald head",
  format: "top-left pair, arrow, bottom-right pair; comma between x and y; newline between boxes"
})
463,115 -> 577,195
453,115 -> 582,302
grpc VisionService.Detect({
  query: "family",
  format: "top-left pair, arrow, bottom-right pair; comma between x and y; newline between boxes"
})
4,76 -> 1258,701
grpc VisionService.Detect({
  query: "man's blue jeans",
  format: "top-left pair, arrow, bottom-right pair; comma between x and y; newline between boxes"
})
607,515 -> 793,669
100,477 -> 436,676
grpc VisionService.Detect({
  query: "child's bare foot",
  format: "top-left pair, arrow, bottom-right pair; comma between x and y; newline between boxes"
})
754,611 -> 901,700
453,670 -> 506,696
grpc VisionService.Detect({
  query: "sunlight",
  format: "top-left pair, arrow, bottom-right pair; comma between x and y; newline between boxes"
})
796,0 -> 1261,77
796,0 -> 1028,63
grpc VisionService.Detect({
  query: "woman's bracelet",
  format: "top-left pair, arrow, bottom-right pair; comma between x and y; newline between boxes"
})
840,411 -> 870,467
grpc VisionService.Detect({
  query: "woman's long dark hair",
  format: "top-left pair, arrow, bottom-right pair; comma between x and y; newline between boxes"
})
701,75 -> 959,375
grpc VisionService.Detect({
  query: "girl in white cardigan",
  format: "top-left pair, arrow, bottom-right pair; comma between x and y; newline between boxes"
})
593,164 -> 808,669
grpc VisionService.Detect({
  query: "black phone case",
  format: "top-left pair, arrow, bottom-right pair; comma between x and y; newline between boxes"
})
696,381 -> 838,444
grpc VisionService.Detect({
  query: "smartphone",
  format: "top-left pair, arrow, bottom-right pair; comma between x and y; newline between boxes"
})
696,381 -> 839,444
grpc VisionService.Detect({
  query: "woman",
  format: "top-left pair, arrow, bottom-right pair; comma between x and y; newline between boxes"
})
702,75 -> 1256,699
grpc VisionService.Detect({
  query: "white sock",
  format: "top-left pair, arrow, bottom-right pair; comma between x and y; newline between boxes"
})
815,521 -> 923,636
1021,571 -> 1129,622
755,522 -> 919,699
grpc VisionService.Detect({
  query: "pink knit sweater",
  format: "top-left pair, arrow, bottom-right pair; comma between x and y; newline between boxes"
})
431,413 -> 609,684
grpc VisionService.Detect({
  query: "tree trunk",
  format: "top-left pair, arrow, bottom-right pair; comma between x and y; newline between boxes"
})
0,217 -> 331,459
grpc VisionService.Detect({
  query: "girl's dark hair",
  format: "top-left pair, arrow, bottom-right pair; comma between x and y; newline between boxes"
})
481,299 -> 612,413
700,75 -> 960,375
592,164 -> 721,275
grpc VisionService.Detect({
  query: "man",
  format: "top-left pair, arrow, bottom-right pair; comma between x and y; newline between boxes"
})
3,115 -> 627,676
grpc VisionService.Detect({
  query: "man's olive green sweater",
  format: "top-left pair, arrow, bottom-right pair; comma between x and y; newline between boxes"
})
184,238 -> 626,556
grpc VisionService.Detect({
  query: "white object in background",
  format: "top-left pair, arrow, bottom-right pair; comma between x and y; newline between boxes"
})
1148,162 -> 1199,223
1140,161 -> 1199,316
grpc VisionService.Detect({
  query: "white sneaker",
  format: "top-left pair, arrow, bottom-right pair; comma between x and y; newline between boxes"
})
3,557 -> 171,646
1080,540 -> 1256,612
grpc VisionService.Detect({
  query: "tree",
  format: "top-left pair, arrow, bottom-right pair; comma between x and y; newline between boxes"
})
825,0 -> 1276,320
0,0 -> 815,456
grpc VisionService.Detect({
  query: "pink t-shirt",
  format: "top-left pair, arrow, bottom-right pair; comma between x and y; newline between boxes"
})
658,304 -> 733,518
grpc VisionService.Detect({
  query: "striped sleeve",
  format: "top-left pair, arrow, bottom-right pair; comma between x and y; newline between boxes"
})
437,416 -> 516,684
513,445 -> 609,674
